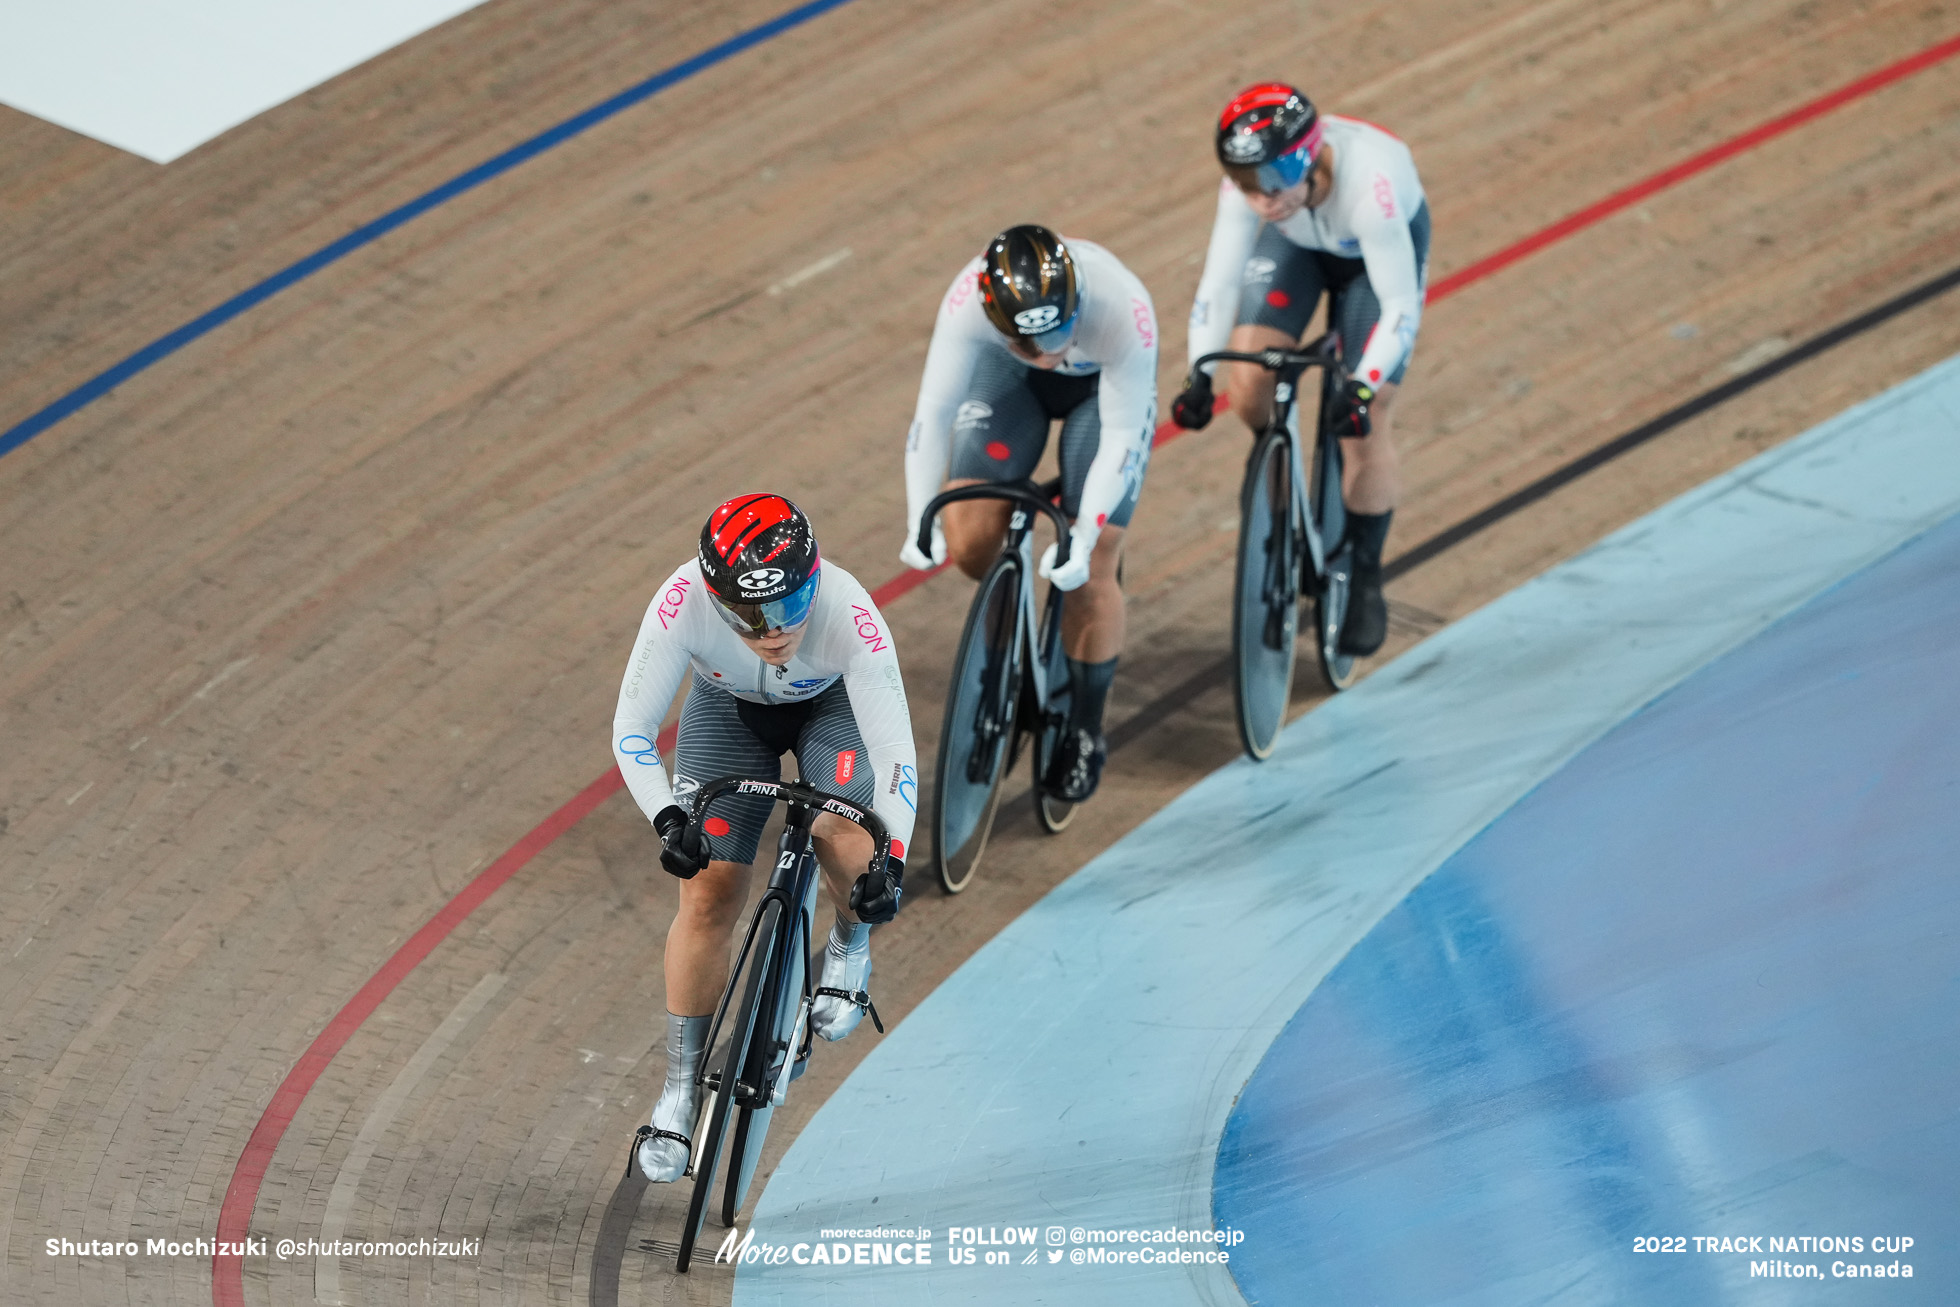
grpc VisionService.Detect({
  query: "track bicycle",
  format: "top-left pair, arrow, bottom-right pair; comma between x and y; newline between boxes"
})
628,776 -> 894,1272
916,478 -> 1078,893
1190,332 -> 1358,760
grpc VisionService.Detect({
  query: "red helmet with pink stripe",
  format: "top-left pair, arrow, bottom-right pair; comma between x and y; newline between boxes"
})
1215,83 -> 1323,192
697,493 -> 821,635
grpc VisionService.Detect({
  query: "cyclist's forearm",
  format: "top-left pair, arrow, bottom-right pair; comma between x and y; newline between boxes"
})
1353,223 -> 1423,385
1075,383 -> 1156,534
1188,181 -> 1258,372
612,590 -> 693,825
903,417 -> 952,537
843,679 -> 918,852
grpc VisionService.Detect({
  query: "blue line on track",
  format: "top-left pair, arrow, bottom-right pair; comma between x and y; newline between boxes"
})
0,0 -> 858,463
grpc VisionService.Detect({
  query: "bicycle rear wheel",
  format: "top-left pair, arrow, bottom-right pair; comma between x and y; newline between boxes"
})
676,899 -> 779,1271
1233,429 -> 1300,760
1030,584 -> 1074,833
1308,415 -> 1358,691
932,553 -> 1024,892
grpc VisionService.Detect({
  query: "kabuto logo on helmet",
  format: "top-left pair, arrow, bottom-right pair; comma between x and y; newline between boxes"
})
1221,133 -> 1264,164
1013,305 -> 1062,334
738,567 -> 785,593
698,494 -> 821,633
1216,83 -> 1320,171
979,225 -> 1079,346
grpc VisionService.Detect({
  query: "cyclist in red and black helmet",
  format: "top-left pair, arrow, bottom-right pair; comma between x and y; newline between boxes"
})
1173,83 -> 1431,657
900,225 -> 1159,803
613,493 -> 917,1184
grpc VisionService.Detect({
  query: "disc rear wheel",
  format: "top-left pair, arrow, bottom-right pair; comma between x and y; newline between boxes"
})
1307,405 -> 1358,692
1313,549 -> 1359,691
1030,585 -> 1075,832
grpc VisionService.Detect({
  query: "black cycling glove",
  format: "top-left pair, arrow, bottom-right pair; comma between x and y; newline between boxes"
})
653,805 -> 710,879
850,856 -> 904,924
1170,371 -> 1216,430
1329,378 -> 1376,438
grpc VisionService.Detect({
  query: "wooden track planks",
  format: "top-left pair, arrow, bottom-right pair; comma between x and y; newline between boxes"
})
2,0 -> 1957,1302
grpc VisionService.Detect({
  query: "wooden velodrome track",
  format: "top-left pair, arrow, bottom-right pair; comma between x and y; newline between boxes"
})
4,0 -> 1957,1301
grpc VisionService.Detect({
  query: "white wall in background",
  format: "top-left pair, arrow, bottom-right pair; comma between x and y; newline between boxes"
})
0,0 -> 491,163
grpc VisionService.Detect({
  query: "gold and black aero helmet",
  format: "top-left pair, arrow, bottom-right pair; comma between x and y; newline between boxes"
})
1216,83 -> 1323,193
698,493 -> 821,636
978,225 -> 1082,356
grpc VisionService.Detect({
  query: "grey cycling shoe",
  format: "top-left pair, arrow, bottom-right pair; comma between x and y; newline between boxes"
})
635,1013 -> 708,1183
635,1083 -> 698,1183
810,922 -> 876,1042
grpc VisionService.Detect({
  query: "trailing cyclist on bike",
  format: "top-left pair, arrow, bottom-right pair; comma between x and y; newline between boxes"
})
901,224 -> 1159,802
1173,83 -> 1431,656
612,494 -> 915,1184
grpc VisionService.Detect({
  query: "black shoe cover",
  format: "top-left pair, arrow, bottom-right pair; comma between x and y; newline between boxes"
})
1339,566 -> 1388,656
1047,728 -> 1106,803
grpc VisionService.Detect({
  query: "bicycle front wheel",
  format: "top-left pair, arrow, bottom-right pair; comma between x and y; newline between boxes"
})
721,903 -> 807,1225
932,553 -> 1024,892
677,899 -> 779,1270
1233,429 -> 1300,760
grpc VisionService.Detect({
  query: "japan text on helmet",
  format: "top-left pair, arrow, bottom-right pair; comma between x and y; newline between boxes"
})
697,494 -> 821,635
1215,83 -> 1323,193
978,225 -> 1082,357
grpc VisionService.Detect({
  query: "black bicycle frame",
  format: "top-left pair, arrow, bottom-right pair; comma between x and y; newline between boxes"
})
1193,332 -> 1350,585
917,478 -> 1073,739
686,777 -> 892,1114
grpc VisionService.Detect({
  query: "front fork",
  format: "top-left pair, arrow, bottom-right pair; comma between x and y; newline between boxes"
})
766,835 -> 822,1105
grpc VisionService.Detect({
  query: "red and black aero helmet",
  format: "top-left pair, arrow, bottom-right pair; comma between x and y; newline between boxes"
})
978,225 -> 1082,356
698,493 -> 821,635
1215,83 -> 1323,191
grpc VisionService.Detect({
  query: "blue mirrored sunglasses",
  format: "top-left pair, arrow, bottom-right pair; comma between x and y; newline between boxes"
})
1009,303 -> 1081,358
709,568 -> 821,636
1252,147 -> 1311,195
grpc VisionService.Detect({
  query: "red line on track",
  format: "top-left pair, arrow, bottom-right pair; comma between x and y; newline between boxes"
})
1425,32 -> 1960,301
212,30 -> 1960,1305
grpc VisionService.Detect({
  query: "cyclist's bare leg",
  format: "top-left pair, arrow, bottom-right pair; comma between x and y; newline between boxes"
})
810,812 -> 872,918
1338,382 -> 1400,654
1061,524 -> 1126,662
643,857 -> 753,1180
664,859 -> 755,1016
1340,381 -> 1401,512
1221,323 -> 1298,433
940,479 -> 1011,580
810,812 -> 876,1039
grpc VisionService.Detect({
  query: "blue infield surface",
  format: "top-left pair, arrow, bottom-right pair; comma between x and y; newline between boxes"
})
1215,510 -> 1960,1305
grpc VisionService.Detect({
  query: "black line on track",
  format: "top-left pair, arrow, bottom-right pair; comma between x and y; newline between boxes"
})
1107,262 -> 1960,756
588,1163 -> 647,1307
